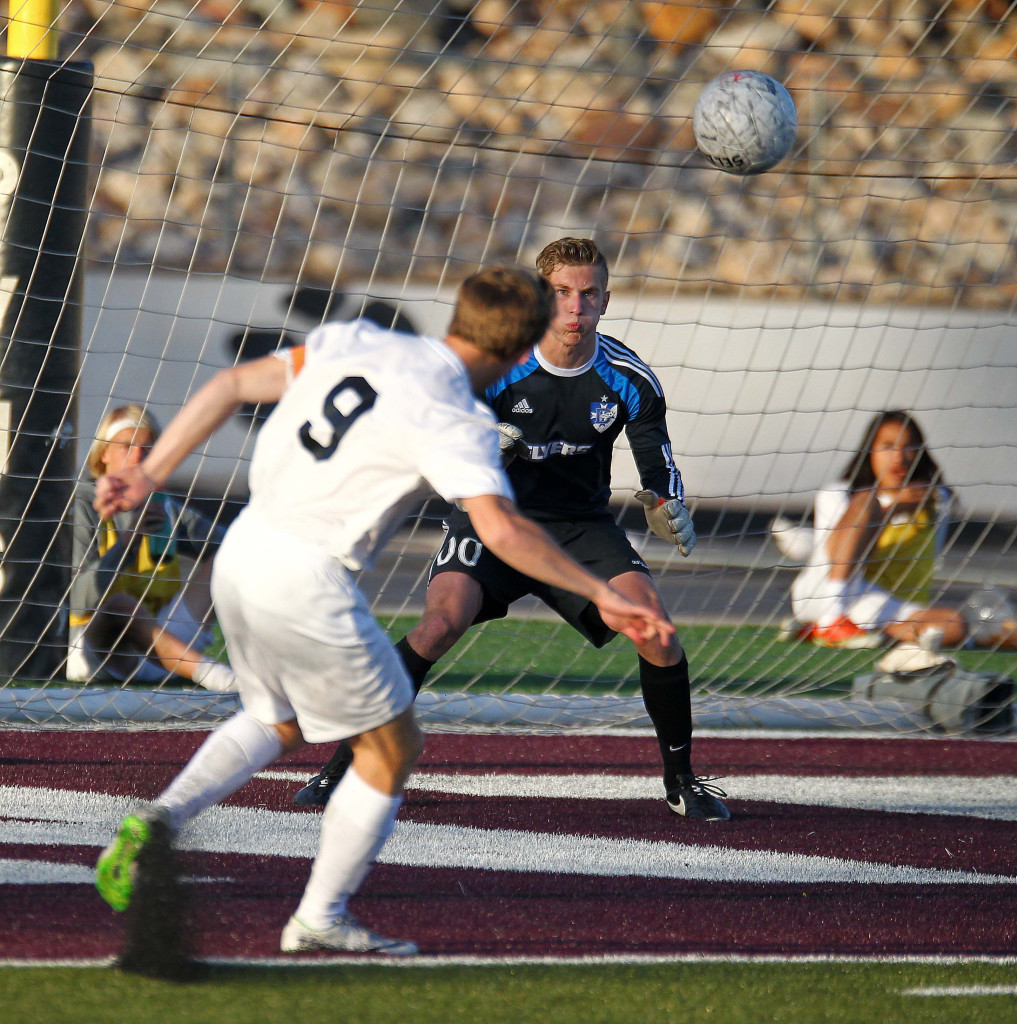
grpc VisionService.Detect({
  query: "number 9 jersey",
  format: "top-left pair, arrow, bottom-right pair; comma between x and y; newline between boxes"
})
246,319 -> 512,572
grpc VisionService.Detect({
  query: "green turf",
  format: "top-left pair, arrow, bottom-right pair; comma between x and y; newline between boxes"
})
5,963 -> 1017,1024
160,615 -> 1017,708
369,615 -> 1017,700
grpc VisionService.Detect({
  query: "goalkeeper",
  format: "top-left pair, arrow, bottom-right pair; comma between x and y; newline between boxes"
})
296,237 -> 728,821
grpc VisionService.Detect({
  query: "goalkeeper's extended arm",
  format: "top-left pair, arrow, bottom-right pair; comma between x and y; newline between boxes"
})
635,489 -> 696,557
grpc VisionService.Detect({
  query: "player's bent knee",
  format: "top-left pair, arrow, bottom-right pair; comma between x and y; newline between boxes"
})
349,725 -> 422,795
414,607 -> 471,656
394,711 -> 425,767
272,719 -> 304,751
389,716 -> 424,789
635,633 -> 683,667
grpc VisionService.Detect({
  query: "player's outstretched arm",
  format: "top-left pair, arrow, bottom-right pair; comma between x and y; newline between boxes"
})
460,493 -> 674,646
93,354 -> 291,518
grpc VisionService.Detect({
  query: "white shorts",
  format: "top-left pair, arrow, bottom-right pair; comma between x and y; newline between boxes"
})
67,591 -> 214,683
791,566 -> 923,633
211,509 -> 413,744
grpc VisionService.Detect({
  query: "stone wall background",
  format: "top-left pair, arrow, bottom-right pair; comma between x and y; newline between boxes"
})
10,0 -> 1017,306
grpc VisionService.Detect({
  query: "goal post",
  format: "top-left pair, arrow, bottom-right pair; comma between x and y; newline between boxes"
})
0,3 -> 92,679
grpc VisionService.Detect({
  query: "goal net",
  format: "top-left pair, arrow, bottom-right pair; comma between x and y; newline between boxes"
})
2,0 -> 1016,733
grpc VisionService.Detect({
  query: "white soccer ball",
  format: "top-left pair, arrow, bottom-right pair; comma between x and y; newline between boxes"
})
693,71 -> 797,175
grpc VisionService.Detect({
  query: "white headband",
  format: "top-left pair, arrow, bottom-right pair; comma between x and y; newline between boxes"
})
103,417 -> 148,443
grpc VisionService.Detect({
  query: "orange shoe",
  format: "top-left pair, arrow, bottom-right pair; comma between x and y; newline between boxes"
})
804,616 -> 883,650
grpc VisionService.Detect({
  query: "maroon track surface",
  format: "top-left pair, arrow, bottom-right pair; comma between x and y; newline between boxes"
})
3,730 -> 1017,960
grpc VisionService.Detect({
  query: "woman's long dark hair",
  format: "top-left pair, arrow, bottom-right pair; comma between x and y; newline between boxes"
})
840,410 -> 947,492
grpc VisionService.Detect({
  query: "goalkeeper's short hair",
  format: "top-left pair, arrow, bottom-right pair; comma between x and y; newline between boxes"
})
536,236 -> 609,289
450,266 -> 551,360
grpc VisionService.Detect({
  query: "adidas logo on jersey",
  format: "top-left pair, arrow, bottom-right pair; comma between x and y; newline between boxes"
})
511,398 -> 533,414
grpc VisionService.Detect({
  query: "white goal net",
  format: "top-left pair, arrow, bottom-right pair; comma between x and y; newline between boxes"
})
1,0 -> 1016,733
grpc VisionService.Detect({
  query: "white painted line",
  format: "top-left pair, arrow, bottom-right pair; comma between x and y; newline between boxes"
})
0,858 -> 94,884
2,785 -> 1014,886
3,954 -> 1017,968
0,857 -> 227,886
902,985 -> 1017,997
209,954 -> 1017,967
382,820 -> 1009,885
0,959 -> 117,968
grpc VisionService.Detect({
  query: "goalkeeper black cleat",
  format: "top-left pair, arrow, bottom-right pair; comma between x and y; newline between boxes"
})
666,775 -> 731,821
293,742 -> 354,808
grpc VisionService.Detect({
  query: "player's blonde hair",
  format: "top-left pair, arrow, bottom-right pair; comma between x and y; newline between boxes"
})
535,237 -> 609,288
86,403 -> 160,479
450,266 -> 552,360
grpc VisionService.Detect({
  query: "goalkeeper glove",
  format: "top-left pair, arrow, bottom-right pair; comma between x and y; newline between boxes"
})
635,489 -> 696,557
496,422 -> 527,466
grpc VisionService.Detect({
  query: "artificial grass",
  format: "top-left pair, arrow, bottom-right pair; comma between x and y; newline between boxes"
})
6,962 -> 1017,1024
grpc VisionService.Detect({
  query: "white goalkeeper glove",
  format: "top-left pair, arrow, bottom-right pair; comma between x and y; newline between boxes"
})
635,489 -> 696,557
496,422 -> 527,466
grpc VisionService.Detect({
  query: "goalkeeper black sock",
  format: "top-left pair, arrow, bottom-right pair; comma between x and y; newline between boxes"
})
395,635 -> 435,696
638,653 -> 693,788
320,742 -> 354,778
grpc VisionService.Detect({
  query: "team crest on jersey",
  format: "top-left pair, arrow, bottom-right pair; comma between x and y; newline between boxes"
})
590,397 -> 618,433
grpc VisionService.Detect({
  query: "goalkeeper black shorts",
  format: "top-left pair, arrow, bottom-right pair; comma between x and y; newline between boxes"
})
427,509 -> 652,648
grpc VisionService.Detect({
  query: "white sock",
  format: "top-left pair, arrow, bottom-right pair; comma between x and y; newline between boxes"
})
156,711 -> 283,832
192,659 -> 238,693
293,767 -> 403,931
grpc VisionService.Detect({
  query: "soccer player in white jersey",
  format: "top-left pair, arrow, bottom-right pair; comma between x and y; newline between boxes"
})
93,266 -> 673,965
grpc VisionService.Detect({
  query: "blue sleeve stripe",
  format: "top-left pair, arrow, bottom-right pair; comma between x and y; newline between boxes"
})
599,336 -> 664,398
486,350 -> 539,402
662,441 -> 684,501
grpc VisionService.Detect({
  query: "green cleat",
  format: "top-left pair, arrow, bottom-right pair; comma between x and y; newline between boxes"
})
95,811 -> 161,912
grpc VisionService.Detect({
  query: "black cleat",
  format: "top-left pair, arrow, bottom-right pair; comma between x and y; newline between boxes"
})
293,770 -> 341,808
666,775 -> 731,821
293,742 -> 354,808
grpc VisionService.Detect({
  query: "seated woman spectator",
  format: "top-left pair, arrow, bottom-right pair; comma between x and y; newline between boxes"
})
68,404 -> 235,690
786,409 -> 1017,650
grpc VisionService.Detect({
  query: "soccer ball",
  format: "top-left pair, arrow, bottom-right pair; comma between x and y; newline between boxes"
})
693,71 -> 797,175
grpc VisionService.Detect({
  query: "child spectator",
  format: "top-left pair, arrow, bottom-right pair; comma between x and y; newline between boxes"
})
69,404 -> 235,691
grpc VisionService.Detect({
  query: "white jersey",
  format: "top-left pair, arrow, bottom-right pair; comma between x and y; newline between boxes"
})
246,318 -> 512,571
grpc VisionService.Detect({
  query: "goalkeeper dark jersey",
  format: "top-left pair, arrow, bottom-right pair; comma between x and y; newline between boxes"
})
486,333 -> 682,523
